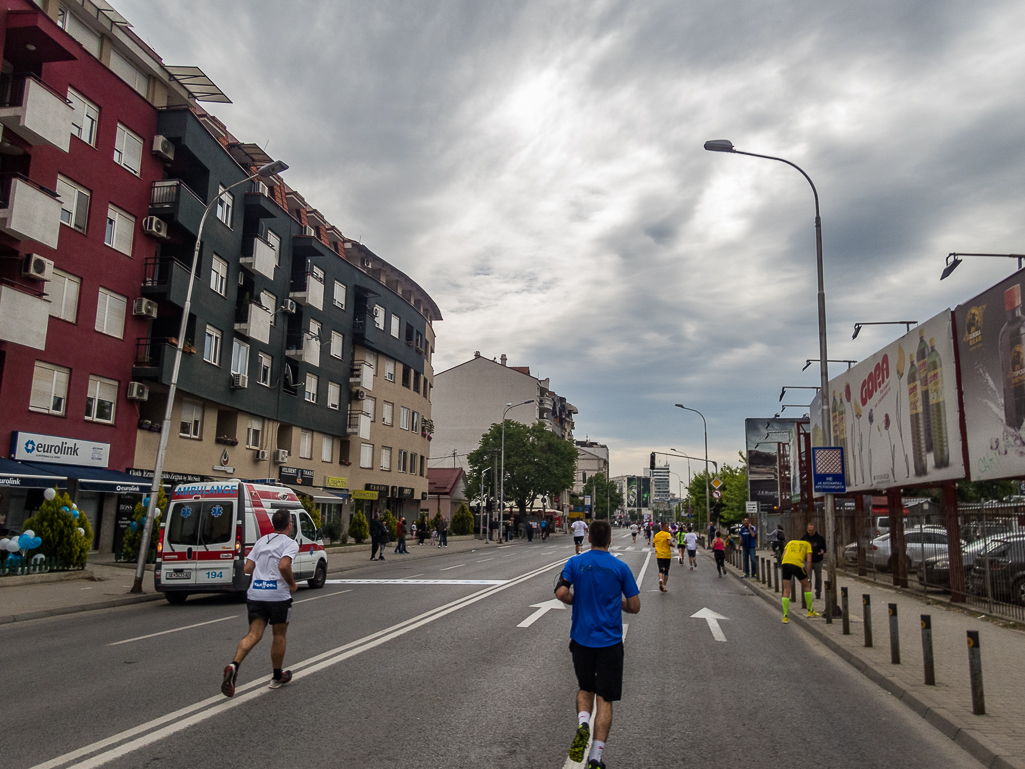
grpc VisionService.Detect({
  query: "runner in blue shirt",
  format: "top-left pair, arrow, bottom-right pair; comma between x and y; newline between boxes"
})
555,520 -> 640,768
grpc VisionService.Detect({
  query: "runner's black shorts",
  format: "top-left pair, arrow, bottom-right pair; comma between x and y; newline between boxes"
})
687,549 -> 696,558
657,557 -> 671,574
574,536 -> 584,545
570,640 -> 624,702
781,563 -> 807,581
247,598 -> 293,625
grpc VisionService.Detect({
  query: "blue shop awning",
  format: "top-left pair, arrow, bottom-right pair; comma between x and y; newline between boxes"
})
0,457 -> 67,489
24,463 -> 153,494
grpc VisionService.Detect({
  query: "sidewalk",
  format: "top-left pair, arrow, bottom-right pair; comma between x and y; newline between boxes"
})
0,533 -> 552,625
726,547 -> 1025,769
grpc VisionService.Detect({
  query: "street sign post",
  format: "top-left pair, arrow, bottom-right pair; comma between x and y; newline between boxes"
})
745,501 -> 758,514
712,489 -> 722,499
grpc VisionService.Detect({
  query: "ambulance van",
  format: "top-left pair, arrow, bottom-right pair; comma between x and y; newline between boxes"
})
154,480 -> 328,604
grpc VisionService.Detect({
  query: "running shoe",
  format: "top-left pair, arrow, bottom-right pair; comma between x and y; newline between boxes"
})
568,724 -> 590,763
658,575 -> 665,591
586,760 -> 606,769
807,610 -> 821,618
269,670 -> 293,689
221,664 -> 237,698
782,616 -> 789,624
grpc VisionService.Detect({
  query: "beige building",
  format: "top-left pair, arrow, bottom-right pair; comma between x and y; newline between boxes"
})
573,441 -> 610,494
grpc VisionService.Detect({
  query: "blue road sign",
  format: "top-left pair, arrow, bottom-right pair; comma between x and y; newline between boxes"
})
812,447 -> 846,493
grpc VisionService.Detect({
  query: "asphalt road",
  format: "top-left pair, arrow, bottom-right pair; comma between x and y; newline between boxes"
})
4,532 -> 979,769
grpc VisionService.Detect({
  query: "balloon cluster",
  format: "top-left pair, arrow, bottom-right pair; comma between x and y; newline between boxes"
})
0,530 -> 41,554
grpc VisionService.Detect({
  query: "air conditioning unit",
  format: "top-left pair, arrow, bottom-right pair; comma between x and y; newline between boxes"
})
360,256 -> 372,268
302,225 -> 315,237
151,135 -> 175,162
351,388 -> 367,400
256,449 -> 269,461
22,254 -> 53,281
251,180 -> 269,196
142,216 -> 169,239
230,373 -> 248,389
274,449 -> 289,463
283,299 -> 297,314
126,381 -> 149,401
132,297 -> 158,319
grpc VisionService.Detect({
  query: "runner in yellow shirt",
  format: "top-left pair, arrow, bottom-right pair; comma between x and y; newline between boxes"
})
780,538 -> 820,623
653,522 -> 674,592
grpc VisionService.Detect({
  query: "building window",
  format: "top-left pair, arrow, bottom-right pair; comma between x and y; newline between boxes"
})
29,362 -> 69,415
390,314 -> 400,338
360,443 -> 374,469
67,87 -> 98,146
300,429 -> 313,459
56,175 -> 90,232
322,435 -> 334,463
84,375 -> 117,423
247,417 -> 264,449
305,372 -> 318,403
267,229 -> 281,266
382,401 -> 394,426
410,453 -> 418,476
180,399 -> 203,438
365,351 -> 378,372
258,353 -> 272,387
327,381 -> 341,410
109,48 -> 147,95
48,269 -> 80,323
414,371 -> 421,393
399,406 -> 410,430
333,281 -> 346,309
384,358 -> 395,382
380,446 -> 392,471
261,290 -> 277,325
203,325 -> 222,365
401,365 -> 411,388
95,288 -> 127,338
210,255 -> 228,296
365,397 -> 376,421
412,411 -> 420,434
113,123 -> 143,175
231,339 -> 249,376
311,264 -> 325,284
373,305 -> 385,330
309,318 -> 321,345
104,205 -> 135,255
215,185 -> 233,227
398,449 -> 408,473
330,331 -> 343,359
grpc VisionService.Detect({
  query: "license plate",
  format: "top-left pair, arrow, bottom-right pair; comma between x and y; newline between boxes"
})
165,570 -> 192,580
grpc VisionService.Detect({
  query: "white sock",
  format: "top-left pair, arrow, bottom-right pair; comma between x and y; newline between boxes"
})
578,710 -> 590,727
588,740 -> 605,762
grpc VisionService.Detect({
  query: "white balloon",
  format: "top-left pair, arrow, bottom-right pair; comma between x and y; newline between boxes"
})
77,527 -> 85,537
6,540 -> 20,552
43,487 -> 56,501
0,538 -> 8,550
22,530 -> 34,538
72,503 -> 78,509
155,508 -> 161,516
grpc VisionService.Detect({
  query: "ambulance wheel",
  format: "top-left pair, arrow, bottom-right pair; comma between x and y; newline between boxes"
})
308,560 -> 327,589
165,592 -> 188,605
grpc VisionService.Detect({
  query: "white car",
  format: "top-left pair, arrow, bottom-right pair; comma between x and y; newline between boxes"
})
866,525 -> 955,572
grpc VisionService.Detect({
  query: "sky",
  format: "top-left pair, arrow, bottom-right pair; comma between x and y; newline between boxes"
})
118,0 -> 1025,485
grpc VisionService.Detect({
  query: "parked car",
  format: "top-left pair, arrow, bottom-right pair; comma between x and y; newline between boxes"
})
918,533 -> 1007,589
866,525 -> 955,572
965,534 -> 1025,605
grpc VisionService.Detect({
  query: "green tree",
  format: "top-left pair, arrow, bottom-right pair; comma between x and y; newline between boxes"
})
686,454 -> 748,528
432,511 -> 444,531
381,509 -> 397,540
121,488 -> 168,562
297,494 -> 321,528
581,473 -> 624,519
451,502 -> 474,535
349,510 -> 369,544
465,420 -> 577,514
21,489 -> 92,568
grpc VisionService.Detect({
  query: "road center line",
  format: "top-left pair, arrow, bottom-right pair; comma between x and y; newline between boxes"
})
439,564 -> 465,571
107,615 -> 239,647
294,589 -> 352,604
475,558 -> 494,562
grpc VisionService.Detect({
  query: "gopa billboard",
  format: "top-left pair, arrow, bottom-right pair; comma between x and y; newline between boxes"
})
814,310 -> 963,491
955,269 -> 1025,480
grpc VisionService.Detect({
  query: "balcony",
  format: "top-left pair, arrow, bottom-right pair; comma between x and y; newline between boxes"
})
0,174 -> 61,249
149,180 -> 206,236
241,234 -> 276,280
347,410 -> 371,439
0,282 -> 48,350
0,74 -> 72,152
285,331 -> 319,367
244,180 -> 278,219
290,270 -> 324,311
234,301 -> 272,345
142,256 -> 192,307
349,360 -> 373,391
132,337 -> 181,383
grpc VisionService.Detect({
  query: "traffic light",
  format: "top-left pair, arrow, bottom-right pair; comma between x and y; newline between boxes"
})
650,452 -> 656,471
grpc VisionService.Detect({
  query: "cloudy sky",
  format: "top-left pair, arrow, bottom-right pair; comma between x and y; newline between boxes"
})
119,0 -> 1025,483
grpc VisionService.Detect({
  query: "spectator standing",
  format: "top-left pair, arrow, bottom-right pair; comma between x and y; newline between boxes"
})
369,512 -> 385,561
739,518 -> 758,579
394,517 -> 408,555
708,522 -> 717,550
438,517 -> 449,547
801,523 -> 827,600
771,525 -> 786,564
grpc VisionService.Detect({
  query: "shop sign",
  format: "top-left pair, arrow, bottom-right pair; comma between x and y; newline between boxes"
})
365,483 -> 389,493
398,487 -> 414,499
325,476 -> 348,489
11,431 -> 109,468
279,466 -> 314,486
212,449 -> 235,474
351,489 -> 378,500
127,468 -> 204,485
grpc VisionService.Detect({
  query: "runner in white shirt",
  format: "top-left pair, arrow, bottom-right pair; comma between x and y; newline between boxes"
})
222,510 -> 300,697
683,526 -> 699,570
571,519 -> 589,554
629,522 -> 639,543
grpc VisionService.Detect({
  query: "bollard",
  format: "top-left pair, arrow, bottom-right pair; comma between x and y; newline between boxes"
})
761,558 -> 767,585
889,603 -> 900,664
863,594 -> 873,647
841,587 -> 850,635
921,615 -> 935,685
774,562 -> 779,593
967,630 -> 985,715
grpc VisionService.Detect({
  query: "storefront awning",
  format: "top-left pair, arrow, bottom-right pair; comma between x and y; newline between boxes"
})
24,463 -> 153,493
299,491 -> 349,504
0,457 -> 67,489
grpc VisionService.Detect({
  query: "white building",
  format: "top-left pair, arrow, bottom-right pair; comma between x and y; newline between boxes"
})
651,466 -> 671,503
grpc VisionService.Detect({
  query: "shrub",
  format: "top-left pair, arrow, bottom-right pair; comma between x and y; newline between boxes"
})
381,509 -> 398,541
120,488 -> 168,563
432,511 -> 444,531
451,503 -> 474,535
349,511 -> 369,543
416,513 -> 429,535
322,517 -> 344,544
298,494 -> 321,528
21,489 -> 92,568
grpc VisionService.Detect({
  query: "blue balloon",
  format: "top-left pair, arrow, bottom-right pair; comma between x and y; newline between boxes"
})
144,497 -> 150,506
29,536 -> 41,549
61,506 -> 70,513
18,533 -> 38,551
129,521 -> 139,531
72,509 -> 79,519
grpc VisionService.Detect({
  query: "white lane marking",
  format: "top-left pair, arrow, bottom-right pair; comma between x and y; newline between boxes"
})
406,574 -> 424,579
691,608 -> 729,642
39,557 -> 569,769
107,616 -> 238,647
294,589 -> 352,604
517,598 -> 566,628
625,546 -> 636,551
324,579 -> 508,585
497,545 -> 514,548
623,623 -> 629,641
502,554 -> 516,557
636,550 -> 653,590
475,558 -> 495,563
439,564 -> 465,571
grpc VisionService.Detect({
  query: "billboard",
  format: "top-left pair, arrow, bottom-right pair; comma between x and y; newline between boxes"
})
955,269 -> 1025,480
745,418 -> 805,511
813,309 -> 964,491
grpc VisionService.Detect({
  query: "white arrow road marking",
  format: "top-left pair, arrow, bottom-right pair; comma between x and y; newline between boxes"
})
691,607 -> 729,642
517,598 -> 567,628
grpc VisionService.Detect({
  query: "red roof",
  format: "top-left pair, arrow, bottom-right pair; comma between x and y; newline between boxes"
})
427,467 -> 464,496
510,366 -> 531,376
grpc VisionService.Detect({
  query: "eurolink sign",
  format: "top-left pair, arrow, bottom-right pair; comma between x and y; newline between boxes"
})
11,431 -> 109,468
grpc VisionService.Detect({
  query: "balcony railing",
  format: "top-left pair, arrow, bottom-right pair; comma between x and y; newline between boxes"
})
241,234 -> 276,279
0,173 -> 61,249
0,73 -> 72,151
0,280 -> 49,350
149,179 -> 206,235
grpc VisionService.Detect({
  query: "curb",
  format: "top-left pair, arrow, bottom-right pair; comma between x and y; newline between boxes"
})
720,556 -> 1025,769
0,592 -> 165,626
0,569 -> 96,588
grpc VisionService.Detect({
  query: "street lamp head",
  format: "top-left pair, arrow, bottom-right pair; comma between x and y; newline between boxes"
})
852,324 -> 862,340
940,253 -> 962,280
703,139 -> 735,153
256,160 -> 289,177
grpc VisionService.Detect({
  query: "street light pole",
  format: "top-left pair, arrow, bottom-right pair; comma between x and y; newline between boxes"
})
500,400 -> 534,540
131,160 -> 289,594
704,138 -> 837,620
673,406 -> 711,531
